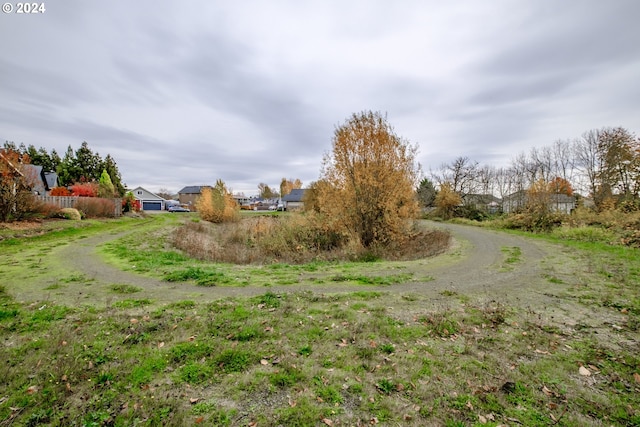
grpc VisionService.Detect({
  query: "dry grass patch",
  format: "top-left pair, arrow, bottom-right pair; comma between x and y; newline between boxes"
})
171,214 -> 451,265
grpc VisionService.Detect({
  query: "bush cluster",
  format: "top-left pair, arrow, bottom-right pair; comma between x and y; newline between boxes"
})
49,187 -> 71,196
74,198 -> 116,218
171,213 -> 450,264
501,212 -> 566,232
196,186 -> 239,223
60,208 -> 82,220
566,208 -> 640,247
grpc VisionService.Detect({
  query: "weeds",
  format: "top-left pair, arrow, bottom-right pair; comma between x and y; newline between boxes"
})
1,212 -> 638,425
0,286 -> 638,425
171,214 -> 450,264
499,246 -> 522,270
109,284 -> 142,294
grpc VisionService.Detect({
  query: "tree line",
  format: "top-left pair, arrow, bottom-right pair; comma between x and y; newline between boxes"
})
2,140 -> 125,196
424,126 -> 640,211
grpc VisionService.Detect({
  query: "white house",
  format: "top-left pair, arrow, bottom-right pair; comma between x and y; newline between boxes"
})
502,190 -> 576,214
131,186 -> 166,211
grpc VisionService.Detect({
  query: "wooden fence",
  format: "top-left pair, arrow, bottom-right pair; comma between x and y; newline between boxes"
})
36,196 -> 123,217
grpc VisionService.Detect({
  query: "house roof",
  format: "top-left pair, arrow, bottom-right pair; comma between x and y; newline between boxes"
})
178,185 -> 210,194
282,188 -> 307,202
463,194 -> 502,204
22,164 -> 46,193
43,172 -> 59,190
504,190 -> 575,203
131,186 -> 165,201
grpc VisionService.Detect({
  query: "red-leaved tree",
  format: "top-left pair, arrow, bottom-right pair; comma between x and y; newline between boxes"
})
50,186 -> 72,196
71,182 -> 98,197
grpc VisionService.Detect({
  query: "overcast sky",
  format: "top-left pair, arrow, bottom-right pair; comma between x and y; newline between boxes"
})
1,1 -> 639,195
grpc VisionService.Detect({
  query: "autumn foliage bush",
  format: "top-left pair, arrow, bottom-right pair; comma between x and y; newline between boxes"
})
564,207 -> 640,247
50,186 -> 72,196
0,148 -> 36,222
315,111 -> 421,248
195,181 -> 239,223
34,202 -> 62,218
74,197 -> 116,218
70,182 -> 98,197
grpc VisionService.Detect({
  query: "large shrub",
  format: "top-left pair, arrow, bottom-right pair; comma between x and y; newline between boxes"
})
71,182 -> 98,197
317,111 -> 420,247
50,187 -> 72,196
195,180 -> 238,223
74,198 -> 115,218
60,208 -> 82,220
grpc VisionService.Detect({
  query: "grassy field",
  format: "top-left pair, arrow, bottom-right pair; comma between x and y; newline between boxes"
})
0,214 -> 638,426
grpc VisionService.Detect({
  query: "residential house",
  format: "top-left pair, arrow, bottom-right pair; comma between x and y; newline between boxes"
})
21,164 -> 59,195
282,188 -> 307,211
502,190 -> 576,214
177,185 -> 211,210
131,186 -> 166,211
549,193 -> 577,214
462,194 -> 502,214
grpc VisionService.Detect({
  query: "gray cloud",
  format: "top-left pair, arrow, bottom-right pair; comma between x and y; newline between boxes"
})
1,0 -> 639,195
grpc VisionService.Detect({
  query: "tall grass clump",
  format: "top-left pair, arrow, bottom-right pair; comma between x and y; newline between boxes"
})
74,197 -> 116,218
564,207 -> 640,247
171,213 -> 450,264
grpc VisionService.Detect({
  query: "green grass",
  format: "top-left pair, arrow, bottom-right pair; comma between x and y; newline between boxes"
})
92,215 -> 423,289
0,215 -> 639,425
109,283 -> 142,294
330,272 -> 414,285
1,282 -> 639,425
499,246 -> 522,270
164,266 -> 235,286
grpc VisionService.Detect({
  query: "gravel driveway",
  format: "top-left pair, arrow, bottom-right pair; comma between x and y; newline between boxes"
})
59,221 -> 550,300
4,219 -> 619,341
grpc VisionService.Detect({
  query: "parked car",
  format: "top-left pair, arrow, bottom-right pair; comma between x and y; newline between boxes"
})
168,206 -> 190,213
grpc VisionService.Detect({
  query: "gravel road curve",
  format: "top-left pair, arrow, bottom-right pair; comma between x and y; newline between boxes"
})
58,222 -> 552,302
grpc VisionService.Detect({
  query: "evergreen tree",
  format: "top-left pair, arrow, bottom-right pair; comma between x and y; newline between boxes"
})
101,154 -> 125,196
74,141 -> 101,182
98,169 -> 116,198
416,178 -> 437,208
56,145 -> 78,186
25,145 -> 56,172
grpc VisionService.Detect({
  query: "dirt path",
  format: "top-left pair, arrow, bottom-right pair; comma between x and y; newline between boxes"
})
57,222 -> 549,300
10,220 -> 624,337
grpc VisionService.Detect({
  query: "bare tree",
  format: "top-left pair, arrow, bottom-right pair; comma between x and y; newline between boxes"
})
573,129 -> 601,199
509,152 -> 531,194
476,165 -> 495,196
493,167 -> 513,200
156,188 -> 176,200
436,156 -> 479,196
552,139 -> 574,184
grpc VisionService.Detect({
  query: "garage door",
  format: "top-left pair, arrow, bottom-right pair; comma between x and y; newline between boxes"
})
142,201 -> 162,211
